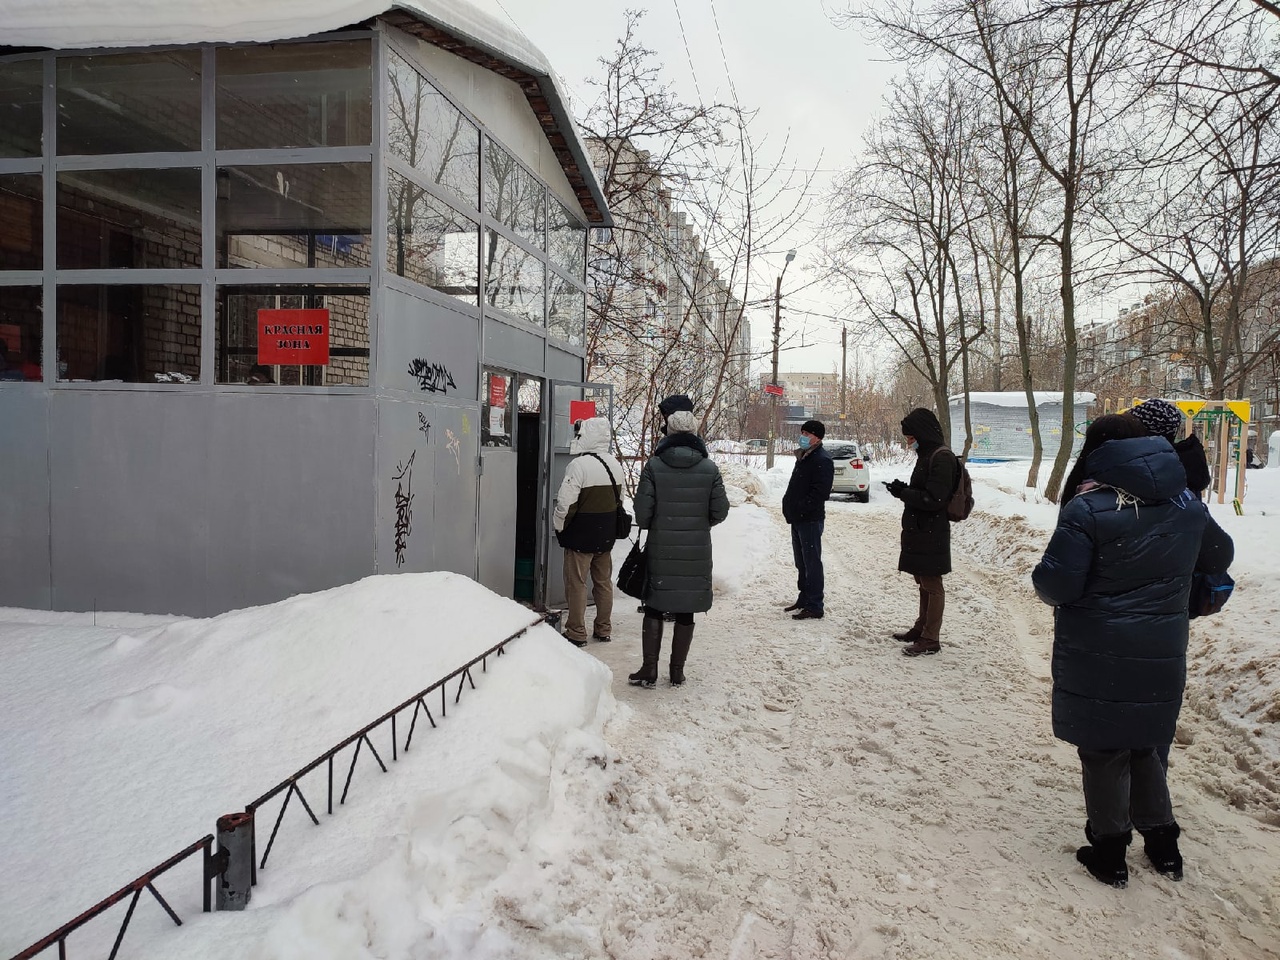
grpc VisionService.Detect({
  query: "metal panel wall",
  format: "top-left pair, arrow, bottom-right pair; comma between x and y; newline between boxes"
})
546,345 -> 585,383
204,393 -> 376,611
477,448 -> 516,595
0,389 -> 52,608
46,390 -> 376,616
379,286 -> 480,401
483,317 -> 544,374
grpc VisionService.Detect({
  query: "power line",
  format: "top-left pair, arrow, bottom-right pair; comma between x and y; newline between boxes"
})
671,0 -> 705,103
706,0 -> 740,108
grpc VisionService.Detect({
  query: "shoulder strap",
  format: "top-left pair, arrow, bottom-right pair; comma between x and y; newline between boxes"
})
586,452 -> 621,504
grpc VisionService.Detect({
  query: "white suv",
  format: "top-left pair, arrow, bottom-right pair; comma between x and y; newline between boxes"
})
826,440 -> 871,502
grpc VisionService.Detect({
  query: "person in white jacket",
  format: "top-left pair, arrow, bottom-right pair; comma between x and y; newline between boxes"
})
553,417 -> 625,646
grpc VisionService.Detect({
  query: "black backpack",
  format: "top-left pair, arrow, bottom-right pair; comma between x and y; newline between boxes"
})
929,448 -> 975,522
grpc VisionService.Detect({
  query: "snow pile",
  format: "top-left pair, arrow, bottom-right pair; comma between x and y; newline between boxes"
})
715,460 -> 769,505
0,574 -> 613,958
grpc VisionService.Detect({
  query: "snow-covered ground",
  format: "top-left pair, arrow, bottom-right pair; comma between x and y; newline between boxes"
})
1,454 -> 1277,959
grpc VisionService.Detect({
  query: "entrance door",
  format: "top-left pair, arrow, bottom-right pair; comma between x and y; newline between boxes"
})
543,380 -> 614,607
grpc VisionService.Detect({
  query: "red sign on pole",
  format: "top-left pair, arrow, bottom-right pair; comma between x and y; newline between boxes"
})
258,309 -> 330,365
763,383 -> 785,396
569,399 -> 597,424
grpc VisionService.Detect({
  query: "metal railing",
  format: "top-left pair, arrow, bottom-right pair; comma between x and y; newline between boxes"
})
10,836 -> 215,960
9,614 -> 546,960
244,616 -> 544,879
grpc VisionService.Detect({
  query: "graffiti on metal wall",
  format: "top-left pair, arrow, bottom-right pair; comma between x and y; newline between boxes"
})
445,428 -> 462,474
417,412 -> 431,443
392,451 -> 415,567
407,358 -> 456,394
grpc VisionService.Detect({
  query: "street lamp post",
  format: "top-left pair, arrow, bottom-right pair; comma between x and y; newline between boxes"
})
766,249 -> 796,469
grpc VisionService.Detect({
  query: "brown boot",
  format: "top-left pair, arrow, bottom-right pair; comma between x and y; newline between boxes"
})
902,638 -> 941,656
892,627 -> 922,642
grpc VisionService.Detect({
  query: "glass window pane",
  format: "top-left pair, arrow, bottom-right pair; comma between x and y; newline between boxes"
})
387,51 -> 479,208
482,369 -> 513,447
0,287 -> 43,381
484,230 -> 543,327
217,41 -> 372,150
57,284 -> 201,383
216,284 -> 369,386
217,162 -> 371,268
1,175 -> 42,270
548,274 -> 585,346
57,51 -> 201,155
548,196 -> 585,280
484,138 -> 544,248
0,60 -> 43,158
57,168 -> 201,269
387,170 -> 478,305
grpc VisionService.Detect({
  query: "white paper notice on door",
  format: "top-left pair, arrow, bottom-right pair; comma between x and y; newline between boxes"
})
489,405 -> 506,436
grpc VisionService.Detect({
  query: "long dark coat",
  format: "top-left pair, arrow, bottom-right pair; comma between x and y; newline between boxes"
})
1032,436 -> 1234,751
634,433 -> 730,613
897,444 -> 958,577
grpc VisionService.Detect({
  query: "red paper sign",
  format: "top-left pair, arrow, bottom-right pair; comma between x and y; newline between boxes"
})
258,309 -> 330,365
569,400 -> 597,424
489,375 -> 507,408
763,383 -> 785,396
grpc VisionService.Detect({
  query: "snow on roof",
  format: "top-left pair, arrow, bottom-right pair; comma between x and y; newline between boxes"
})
949,391 -> 1097,408
0,0 -> 610,224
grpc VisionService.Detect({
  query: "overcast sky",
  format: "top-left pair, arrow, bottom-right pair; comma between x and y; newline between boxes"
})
471,0 -> 903,378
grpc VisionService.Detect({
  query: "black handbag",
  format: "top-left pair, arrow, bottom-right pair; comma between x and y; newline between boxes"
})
616,535 -> 648,599
1189,569 -> 1234,618
588,453 -> 632,538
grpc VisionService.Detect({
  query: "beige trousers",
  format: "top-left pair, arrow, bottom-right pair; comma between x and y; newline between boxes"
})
563,549 -> 614,642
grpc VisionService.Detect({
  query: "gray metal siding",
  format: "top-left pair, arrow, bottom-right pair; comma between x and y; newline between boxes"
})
0,389 -> 51,608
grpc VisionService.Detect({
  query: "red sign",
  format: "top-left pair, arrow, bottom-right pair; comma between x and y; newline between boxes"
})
569,399 -> 597,424
258,309 -> 330,365
489,374 -> 507,408
763,383 -> 785,396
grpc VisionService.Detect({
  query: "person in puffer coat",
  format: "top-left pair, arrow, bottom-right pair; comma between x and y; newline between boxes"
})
628,401 -> 729,688
1033,414 -> 1234,890
553,416 -> 625,647
885,407 -> 959,656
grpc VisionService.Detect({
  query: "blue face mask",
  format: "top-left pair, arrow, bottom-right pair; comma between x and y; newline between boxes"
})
798,435 -> 812,449
909,440 -> 919,452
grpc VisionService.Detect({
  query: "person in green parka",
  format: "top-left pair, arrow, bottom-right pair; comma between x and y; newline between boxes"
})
628,395 -> 730,687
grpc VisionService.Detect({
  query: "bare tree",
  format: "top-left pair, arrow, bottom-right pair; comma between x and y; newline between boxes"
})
824,70 -> 987,445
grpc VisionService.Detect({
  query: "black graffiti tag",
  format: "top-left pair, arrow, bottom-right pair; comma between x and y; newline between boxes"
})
393,451 -> 415,567
417,412 -> 431,442
407,358 -> 456,394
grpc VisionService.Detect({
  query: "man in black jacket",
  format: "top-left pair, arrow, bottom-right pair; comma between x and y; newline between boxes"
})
781,419 -> 834,620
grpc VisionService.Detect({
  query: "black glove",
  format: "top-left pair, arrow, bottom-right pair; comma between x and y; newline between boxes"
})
887,479 -> 907,498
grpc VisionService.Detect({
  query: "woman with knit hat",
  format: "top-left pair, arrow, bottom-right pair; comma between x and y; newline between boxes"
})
1129,398 -> 1211,496
884,407 -> 960,656
628,396 -> 730,687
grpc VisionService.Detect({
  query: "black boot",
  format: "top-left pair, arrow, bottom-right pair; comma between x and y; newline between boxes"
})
628,616 -> 663,687
669,622 -> 694,685
1140,823 -> 1183,880
1076,822 -> 1131,888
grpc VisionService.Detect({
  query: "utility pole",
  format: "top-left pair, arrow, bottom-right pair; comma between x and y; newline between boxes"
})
766,249 -> 796,469
841,325 -> 848,436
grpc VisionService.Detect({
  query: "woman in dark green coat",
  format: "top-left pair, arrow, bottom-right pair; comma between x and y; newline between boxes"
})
628,401 -> 729,688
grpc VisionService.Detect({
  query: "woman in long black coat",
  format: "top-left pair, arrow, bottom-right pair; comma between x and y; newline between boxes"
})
1033,415 -> 1234,888
886,407 -> 959,656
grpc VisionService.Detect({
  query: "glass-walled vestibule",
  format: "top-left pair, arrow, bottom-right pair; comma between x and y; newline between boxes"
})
0,29 -> 589,389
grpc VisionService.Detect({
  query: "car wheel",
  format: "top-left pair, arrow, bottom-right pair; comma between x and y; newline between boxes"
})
855,490 -> 870,503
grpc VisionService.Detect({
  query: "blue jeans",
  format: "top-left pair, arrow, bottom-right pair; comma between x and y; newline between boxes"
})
791,520 -> 825,615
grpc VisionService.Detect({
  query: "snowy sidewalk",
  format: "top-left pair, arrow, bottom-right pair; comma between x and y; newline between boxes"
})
584,502 -> 1280,959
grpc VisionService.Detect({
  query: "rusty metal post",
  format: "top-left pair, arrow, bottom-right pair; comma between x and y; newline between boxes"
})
215,812 -> 254,910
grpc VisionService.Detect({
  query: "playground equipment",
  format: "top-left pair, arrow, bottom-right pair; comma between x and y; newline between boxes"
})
1172,400 -> 1251,513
